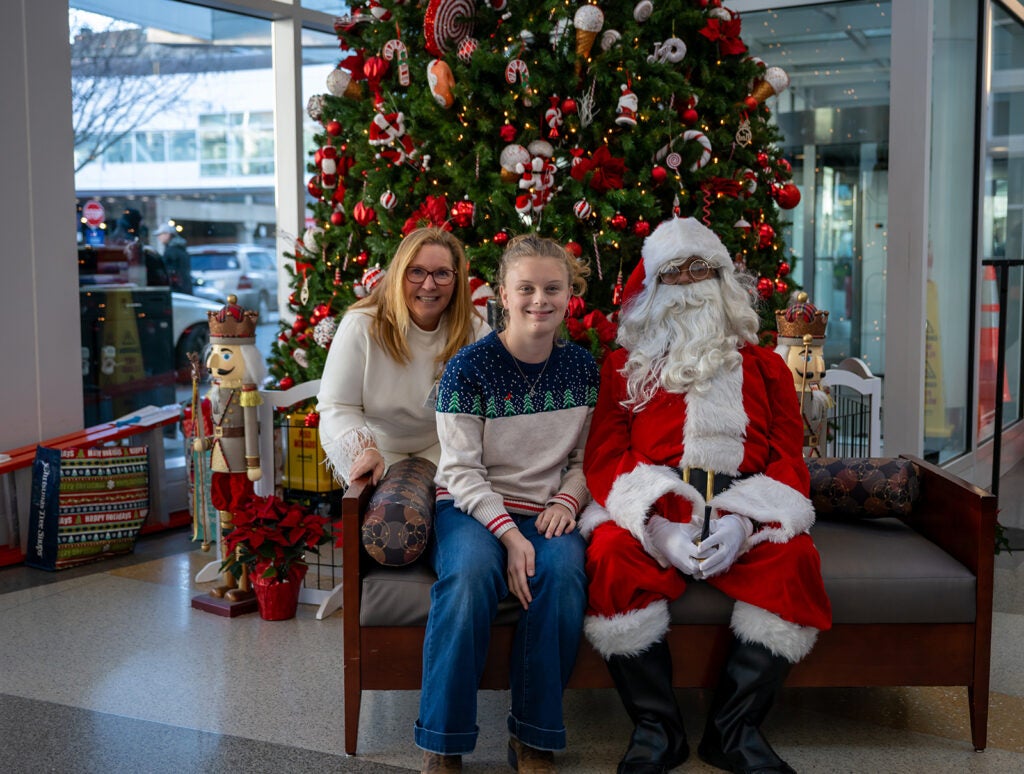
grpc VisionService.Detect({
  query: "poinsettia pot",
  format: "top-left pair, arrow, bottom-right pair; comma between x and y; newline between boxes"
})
251,563 -> 308,621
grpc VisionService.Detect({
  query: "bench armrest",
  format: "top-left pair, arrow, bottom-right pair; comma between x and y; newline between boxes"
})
899,454 -> 997,577
342,475 -> 376,627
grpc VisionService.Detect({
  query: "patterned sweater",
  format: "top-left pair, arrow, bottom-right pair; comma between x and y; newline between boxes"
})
435,331 -> 600,539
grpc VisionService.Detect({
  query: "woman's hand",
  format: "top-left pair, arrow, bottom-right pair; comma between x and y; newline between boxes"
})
500,528 -> 535,609
349,448 -> 385,485
535,503 -> 575,538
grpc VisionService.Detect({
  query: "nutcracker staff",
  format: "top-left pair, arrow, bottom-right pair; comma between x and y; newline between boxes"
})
580,218 -> 831,774
195,295 -> 265,601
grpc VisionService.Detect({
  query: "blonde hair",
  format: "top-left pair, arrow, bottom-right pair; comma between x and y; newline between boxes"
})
496,233 -> 590,302
349,228 -> 479,364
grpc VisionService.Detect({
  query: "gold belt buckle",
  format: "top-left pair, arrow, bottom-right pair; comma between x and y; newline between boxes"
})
214,426 -> 223,438
682,466 -> 716,502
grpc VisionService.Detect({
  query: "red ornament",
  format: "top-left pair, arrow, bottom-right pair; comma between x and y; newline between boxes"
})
311,303 -> 330,324
561,97 -> 578,115
743,96 -> 759,112
326,120 -> 342,136
363,55 -> 388,82
304,411 -> 321,428
332,185 -> 346,203
355,250 -> 369,265
651,166 -> 668,184
612,270 -> 625,306
313,148 -> 324,166
775,279 -> 788,294
757,276 -> 775,299
334,268 -> 343,286
566,295 -> 586,318
279,375 -> 295,390
610,213 -> 628,231
757,151 -> 771,169
565,241 -> 582,257
493,230 -> 510,246
757,223 -> 776,249
307,178 -> 322,199
775,183 -> 801,210
292,315 -> 308,333
777,261 -> 791,278
499,124 -> 517,142
330,210 -> 345,226
633,219 -> 651,237
450,198 -> 476,228
776,158 -> 792,176
682,108 -> 699,126
353,201 -> 377,226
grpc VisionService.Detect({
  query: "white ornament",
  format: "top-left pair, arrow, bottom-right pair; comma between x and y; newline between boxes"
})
326,67 -> 353,97
313,317 -> 338,348
500,143 -> 531,172
573,199 -> 592,220
648,37 -> 686,64
573,5 -> 605,33
293,347 -> 309,368
527,139 -> 554,158
379,190 -> 398,209
634,1 -> 653,22
600,29 -> 621,52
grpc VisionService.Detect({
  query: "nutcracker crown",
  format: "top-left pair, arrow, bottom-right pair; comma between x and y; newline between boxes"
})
775,292 -> 828,342
208,294 -> 258,344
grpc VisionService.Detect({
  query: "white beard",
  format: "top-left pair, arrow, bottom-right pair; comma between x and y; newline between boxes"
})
619,280 -> 743,409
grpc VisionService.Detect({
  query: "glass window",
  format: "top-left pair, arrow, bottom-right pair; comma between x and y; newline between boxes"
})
979,3 -> 1024,443
926,0 -> 980,463
745,2 -> 892,373
71,0 -> 276,469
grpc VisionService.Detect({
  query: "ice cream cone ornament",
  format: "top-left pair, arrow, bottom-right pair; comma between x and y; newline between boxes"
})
750,66 -> 790,105
574,4 -> 605,74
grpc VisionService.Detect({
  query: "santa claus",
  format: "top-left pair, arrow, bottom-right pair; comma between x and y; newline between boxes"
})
580,217 -> 831,774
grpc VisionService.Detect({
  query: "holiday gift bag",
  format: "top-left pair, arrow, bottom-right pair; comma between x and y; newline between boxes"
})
27,445 -> 150,571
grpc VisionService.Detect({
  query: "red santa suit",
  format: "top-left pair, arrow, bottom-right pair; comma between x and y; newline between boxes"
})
582,343 -> 832,661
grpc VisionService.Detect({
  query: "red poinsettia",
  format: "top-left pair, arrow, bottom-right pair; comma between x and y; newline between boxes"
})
221,495 -> 333,582
402,194 -> 452,235
570,146 -> 626,193
700,13 -> 747,56
565,308 -> 618,363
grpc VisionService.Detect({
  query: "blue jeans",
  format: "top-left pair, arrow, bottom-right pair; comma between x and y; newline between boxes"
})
414,499 -> 587,755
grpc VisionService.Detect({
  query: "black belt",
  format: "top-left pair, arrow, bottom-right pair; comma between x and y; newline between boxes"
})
679,467 -> 749,540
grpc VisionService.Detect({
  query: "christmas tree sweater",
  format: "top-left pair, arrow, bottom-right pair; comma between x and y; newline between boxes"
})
435,331 -> 600,539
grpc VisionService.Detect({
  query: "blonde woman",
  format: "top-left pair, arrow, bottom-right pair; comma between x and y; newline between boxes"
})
415,235 -> 599,773
318,228 -> 489,486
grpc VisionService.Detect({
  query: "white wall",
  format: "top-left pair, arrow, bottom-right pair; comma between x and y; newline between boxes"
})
0,0 -> 83,450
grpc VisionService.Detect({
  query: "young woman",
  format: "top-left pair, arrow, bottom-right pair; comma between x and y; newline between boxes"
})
415,235 -> 600,774
317,228 -> 489,486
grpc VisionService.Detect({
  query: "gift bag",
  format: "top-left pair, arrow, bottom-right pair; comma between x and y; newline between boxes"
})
27,445 -> 150,571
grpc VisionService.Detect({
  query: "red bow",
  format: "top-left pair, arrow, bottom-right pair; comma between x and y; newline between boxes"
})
700,15 -> 747,56
570,146 -> 626,194
402,195 -> 452,235
704,177 -> 743,198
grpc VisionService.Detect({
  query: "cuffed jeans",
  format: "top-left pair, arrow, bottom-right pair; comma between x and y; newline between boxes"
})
414,499 -> 587,755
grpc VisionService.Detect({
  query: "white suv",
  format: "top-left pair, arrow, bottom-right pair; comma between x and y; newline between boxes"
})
187,243 -> 279,317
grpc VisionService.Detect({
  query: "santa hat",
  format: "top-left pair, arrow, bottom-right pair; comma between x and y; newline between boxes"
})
620,217 -> 733,309
468,275 -> 495,307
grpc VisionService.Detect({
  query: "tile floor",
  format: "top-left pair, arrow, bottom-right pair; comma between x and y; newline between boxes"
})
1,460 -> 1023,774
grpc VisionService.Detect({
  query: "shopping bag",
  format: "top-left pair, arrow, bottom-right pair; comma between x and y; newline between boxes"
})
26,445 -> 150,571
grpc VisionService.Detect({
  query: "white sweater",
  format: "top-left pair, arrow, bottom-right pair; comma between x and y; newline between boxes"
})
317,307 -> 489,484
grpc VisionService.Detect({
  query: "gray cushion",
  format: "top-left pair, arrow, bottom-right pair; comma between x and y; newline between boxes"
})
359,518 -> 976,628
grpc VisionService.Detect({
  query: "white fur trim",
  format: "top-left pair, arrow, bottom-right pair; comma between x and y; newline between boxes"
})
641,217 -> 733,285
679,364 -> 747,474
320,426 -> 377,486
605,465 -> 706,555
730,602 -> 818,663
710,474 -> 814,548
577,501 -> 610,540
584,600 -> 671,658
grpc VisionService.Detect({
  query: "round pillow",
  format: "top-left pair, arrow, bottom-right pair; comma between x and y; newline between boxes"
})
361,457 -> 436,566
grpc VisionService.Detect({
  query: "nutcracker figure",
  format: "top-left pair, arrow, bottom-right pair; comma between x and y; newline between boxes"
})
195,294 -> 265,600
775,293 -> 831,457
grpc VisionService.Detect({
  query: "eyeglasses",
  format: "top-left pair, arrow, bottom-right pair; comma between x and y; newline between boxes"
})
657,257 -> 718,285
405,266 -> 456,286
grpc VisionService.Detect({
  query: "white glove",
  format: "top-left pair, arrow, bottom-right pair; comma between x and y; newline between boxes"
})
696,514 -> 751,579
646,516 -> 702,576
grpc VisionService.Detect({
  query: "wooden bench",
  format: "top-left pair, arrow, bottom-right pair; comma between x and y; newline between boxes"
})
340,455 -> 996,754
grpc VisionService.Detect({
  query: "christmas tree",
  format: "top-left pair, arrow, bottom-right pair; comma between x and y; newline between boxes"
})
269,0 -> 801,388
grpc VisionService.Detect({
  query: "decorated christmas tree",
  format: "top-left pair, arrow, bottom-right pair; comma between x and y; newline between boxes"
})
269,0 -> 801,388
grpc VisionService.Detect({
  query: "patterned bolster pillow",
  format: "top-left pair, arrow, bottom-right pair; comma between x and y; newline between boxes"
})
361,457 -> 436,566
807,457 -> 920,520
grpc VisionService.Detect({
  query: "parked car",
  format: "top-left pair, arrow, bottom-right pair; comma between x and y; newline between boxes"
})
172,291 -> 220,379
187,243 -> 279,318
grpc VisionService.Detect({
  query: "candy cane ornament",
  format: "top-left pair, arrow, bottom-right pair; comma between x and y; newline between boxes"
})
683,130 -> 712,170
383,39 -> 410,86
505,58 -> 530,86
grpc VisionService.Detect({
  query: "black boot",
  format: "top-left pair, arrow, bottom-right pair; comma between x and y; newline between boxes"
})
697,639 -> 796,774
606,639 -> 689,774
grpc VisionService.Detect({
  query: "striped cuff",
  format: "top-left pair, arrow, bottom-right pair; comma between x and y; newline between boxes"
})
547,492 -> 581,517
